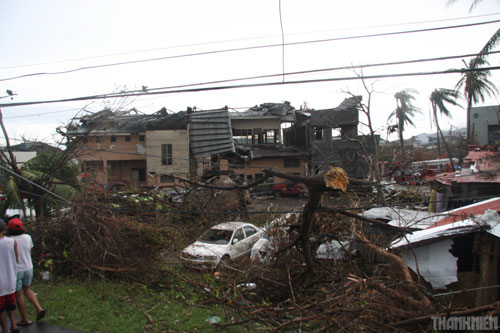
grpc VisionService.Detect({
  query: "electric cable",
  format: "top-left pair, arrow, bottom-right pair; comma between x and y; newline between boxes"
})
2,11 -> 498,71
1,18 -> 499,83
2,65 -> 500,108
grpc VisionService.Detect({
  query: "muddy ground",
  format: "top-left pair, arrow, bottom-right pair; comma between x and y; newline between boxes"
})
248,195 -> 306,214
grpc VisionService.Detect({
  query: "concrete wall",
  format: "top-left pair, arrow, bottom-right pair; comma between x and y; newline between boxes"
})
230,117 -> 281,130
227,156 -> 307,184
146,129 -> 190,186
78,133 -> 147,186
470,105 -> 500,145
231,117 -> 282,144
13,151 -> 37,166
78,131 -> 191,188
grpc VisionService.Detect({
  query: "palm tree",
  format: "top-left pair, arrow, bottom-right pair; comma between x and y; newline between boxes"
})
387,89 -> 422,149
0,152 -> 79,220
455,57 -> 498,144
430,88 -> 462,168
446,0 -> 498,12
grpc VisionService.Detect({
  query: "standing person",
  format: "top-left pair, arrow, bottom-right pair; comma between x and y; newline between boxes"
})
7,218 -> 46,326
0,219 -> 20,333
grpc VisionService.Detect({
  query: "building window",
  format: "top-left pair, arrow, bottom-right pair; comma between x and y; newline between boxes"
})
247,175 -> 253,182
160,174 -> 174,183
313,127 -> 323,140
255,173 -> 264,180
230,158 -> 245,169
132,168 -> 146,182
111,136 -> 116,142
232,129 -> 253,145
284,158 -> 300,168
125,136 -> 131,142
84,160 -> 103,172
161,144 -> 173,165
263,129 -> 277,144
95,137 -> 101,143
139,135 -> 145,142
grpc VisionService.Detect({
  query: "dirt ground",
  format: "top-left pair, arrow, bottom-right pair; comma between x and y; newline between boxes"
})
248,195 -> 306,214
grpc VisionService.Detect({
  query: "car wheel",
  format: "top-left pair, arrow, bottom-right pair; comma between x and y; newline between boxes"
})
273,190 -> 282,198
217,255 -> 232,270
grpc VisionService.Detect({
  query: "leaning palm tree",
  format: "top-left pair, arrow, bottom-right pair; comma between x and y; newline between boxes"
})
387,89 -> 422,150
430,88 -> 462,168
0,152 -> 79,220
446,0 -> 499,12
447,0 -> 500,62
455,57 -> 498,144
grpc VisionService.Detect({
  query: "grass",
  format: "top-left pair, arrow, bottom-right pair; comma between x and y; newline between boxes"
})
25,275 -> 259,332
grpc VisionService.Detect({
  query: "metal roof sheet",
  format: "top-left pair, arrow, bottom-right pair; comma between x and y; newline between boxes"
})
391,198 -> 500,248
189,109 -> 234,157
431,150 -> 500,184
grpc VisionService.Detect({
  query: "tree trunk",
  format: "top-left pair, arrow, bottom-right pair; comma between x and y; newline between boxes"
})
466,95 -> 473,144
436,127 -> 441,157
437,123 -> 455,169
398,123 -> 404,150
299,187 -> 322,275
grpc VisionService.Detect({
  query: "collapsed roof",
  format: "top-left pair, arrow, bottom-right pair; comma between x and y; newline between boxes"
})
230,102 -> 295,121
390,198 -> 500,289
66,108 -> 189,135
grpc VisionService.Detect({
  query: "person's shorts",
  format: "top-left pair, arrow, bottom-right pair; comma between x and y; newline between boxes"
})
16,269 -> 34,291
0,293 -> 16,313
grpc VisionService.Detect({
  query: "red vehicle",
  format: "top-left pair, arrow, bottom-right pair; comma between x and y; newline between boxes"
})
272,182 -> 307,198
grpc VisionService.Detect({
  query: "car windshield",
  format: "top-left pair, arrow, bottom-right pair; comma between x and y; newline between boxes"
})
199,228 -> 233,245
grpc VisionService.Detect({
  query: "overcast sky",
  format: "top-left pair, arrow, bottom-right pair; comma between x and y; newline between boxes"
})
1,0 -> 500,146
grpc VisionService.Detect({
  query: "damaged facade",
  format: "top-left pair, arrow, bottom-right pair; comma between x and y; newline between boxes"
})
284,96 -> 375,178
430,149 -> 500,210
67,97 -> 372,190
66,107 -> 234,189
391,198 -> 500,307
218,102 -> 309,184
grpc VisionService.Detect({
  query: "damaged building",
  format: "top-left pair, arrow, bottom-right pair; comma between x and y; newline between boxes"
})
430,149 -> 500,210
284,96 -> 375,179
67,97 -> 373,190
66,107 -> 234,189
217,102 -> 309,184
391,198 -> 500,307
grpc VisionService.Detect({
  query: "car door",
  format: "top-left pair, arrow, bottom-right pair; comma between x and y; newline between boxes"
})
241,226 -> 260,255
230,227 -> 246,259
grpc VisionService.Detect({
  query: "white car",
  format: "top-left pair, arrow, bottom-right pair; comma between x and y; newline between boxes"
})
251,213 -> 356,263
181,222 -> 264,270
251,213 -> 298,263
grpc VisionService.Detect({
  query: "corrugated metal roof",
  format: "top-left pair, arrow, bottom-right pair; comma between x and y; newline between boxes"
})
428,197 -> 500,228
432,150 -> 500,184
189,109 -> 234,157
391,198 -> 500,248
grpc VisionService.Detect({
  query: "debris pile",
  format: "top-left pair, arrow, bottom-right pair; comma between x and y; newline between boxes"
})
36,191 -> 188,281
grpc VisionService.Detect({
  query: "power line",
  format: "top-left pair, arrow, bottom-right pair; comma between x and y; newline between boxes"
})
2,107 -> 86,119
2,12 -> 498,71
1,18 -> 499,83
2,65 -> 500,108
80,50 -> 500,98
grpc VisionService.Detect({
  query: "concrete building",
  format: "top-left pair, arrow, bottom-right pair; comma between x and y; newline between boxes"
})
284,96 -> 375,179
67,108 -> 234,190
470,105 -> 500,146
67,99 -> 373,191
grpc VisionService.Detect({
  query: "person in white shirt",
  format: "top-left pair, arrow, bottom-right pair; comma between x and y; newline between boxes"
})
7,218 -> 46,326
0,219 -> 20,333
